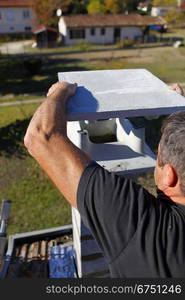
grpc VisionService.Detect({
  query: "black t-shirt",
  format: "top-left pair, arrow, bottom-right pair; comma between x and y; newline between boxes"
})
77,162 -> 185,278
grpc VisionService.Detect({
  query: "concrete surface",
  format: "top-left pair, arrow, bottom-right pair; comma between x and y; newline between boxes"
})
58,69 -> 185,121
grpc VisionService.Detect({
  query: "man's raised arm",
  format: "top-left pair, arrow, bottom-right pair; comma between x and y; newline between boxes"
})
24,82 -> 91,207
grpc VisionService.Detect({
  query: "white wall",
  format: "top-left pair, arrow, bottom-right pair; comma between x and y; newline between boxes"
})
86,27 -> 113,44
121,26 -> 142,40
0,7 -> 36,33
58,17 -> 67,36
59,24 -> 142,46
151,7 -> 169,17
64,27 -> 114,45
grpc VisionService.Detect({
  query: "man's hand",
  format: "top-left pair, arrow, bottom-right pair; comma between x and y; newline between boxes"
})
47,81 -> 77,99
24,81 -> 90,207
24,81 -> 77,152
168,83 -> 184,96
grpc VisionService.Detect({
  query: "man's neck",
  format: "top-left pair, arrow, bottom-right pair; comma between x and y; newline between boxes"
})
162,187 -> 185,206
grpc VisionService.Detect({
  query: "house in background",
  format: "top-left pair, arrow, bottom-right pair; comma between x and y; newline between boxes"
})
179,1 -> 185,9
137,1 -> 152,13
0,0 -> 36,34
33,25 -> 58,48
151,6 -> 173,17
58,14 -> 166,46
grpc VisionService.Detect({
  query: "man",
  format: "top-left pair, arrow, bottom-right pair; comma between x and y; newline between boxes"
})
24,81 -> 185,277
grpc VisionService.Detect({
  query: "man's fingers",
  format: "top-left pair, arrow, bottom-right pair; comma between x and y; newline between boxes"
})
71,82 -> 78,95
169,83 -> 184,96
47,82 -> 78,98
47,82 -> 59,97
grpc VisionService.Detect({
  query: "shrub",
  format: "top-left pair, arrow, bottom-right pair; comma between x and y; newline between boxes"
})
0,33 -> 33,43
75,41 -> 92,51
0,58 -> 25,80
0,57 -> 42,80
117,39 -> 135,49
23,58 -> 42,76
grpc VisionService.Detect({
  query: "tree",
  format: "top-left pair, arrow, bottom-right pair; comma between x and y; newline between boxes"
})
121,0 -> 140,13
152,0 -> 177,6
68,0 -> 89,14
106,0 -> 140,14
105,0 -> 121,14
87,0 -> 140,15
87,0 -> 106,14
164,8 -> 185,23
31,0 -> 72,26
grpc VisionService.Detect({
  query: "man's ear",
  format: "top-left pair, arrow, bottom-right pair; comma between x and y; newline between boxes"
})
163,164 -> 178,187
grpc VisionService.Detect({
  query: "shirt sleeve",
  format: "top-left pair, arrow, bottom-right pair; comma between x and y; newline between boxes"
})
77,162 -> 156,263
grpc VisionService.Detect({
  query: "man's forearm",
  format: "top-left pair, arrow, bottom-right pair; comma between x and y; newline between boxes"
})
29,133 -> 90,207
24,82 -> 91,207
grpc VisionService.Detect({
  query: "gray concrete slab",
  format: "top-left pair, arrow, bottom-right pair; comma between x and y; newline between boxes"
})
95,143 -> 156,174
58,69 -> 185,121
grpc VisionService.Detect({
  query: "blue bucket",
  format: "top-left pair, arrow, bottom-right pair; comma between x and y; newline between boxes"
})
49,245 -> 77,278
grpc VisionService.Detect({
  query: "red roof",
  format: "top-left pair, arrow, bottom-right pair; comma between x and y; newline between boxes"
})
33,25 -> 58,34
180,2 -> 185,9
62,14 -> 166,28
0,1 -> 32,7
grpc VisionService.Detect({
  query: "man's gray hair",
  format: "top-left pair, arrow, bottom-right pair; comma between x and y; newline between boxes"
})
159,111 -> 185,195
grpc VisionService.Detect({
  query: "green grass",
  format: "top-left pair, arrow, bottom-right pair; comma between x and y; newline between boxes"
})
0,59 -> 90,95
25,42 -> 117,54
89,48 -> 185,83
0,103 -> 39,127
0,94 -> 44,103
162,28 -> 185,39
0,103 -> 71,234
1,41 -> 185,96
127,61 -> 185,84
0,156 -> 71,234
1,53 -> 184,96
7,159 -> 71,234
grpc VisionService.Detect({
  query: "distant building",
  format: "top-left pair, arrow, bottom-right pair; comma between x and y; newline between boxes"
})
151,6 -> 173,17
58,14 -> 166,46
180,1 -> 185,9
137,1 -> 152,13
33,25 -> 58,48
178,0 -> 183,7
0,0 -> 36,34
